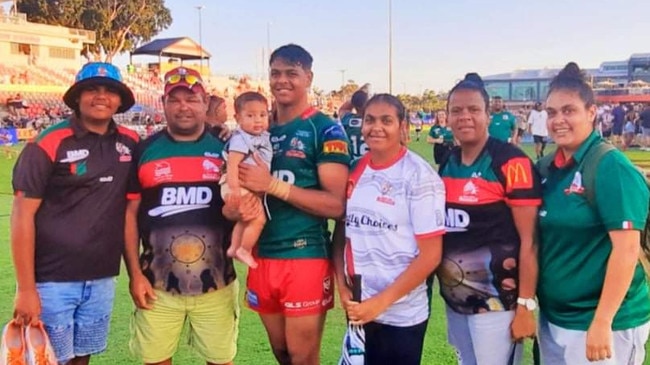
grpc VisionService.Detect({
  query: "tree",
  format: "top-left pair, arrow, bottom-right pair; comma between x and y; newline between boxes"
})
17,0 -> 173,62
396,90 -> 446,113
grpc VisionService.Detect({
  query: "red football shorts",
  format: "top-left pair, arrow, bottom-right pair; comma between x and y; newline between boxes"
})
246,257 -> 334,316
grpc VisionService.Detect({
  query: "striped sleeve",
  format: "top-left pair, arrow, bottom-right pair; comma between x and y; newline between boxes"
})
408,164 -> 446,239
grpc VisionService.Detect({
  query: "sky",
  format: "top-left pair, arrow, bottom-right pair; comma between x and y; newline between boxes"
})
117,0 -> 649,94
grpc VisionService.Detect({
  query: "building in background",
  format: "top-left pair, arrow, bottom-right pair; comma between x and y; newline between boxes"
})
484,53 -> 650,104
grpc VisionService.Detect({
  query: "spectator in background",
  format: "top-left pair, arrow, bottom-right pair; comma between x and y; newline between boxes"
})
488,95 -> 517,143
207,95 -> 228,127
339,89 -> 369,161
514,104 -> 530,146
528,102 -> 549,160
639,104 -> 650,151
427,109 -> 454,165
623,113 -> 636,150
611,102 -> 626,146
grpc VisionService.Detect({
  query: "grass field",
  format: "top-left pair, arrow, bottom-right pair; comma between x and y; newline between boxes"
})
0,134 -> 649,365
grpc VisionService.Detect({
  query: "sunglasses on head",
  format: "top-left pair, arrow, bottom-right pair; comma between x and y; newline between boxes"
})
165,73 -> 202,86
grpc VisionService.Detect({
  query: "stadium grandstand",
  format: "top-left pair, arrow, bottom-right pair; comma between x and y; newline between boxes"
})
0,4 -> 273,139
483,52 -> 650,104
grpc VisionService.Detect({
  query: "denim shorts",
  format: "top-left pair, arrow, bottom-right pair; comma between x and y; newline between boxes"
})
36,277 -> 116,363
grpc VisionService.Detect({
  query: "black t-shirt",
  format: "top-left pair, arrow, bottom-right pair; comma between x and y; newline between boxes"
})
12,119 -> 139,282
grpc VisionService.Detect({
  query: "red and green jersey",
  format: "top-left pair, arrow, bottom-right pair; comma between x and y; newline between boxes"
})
128,129 -> 236,295
438,138 -> 541,314
261,108 -> 351,259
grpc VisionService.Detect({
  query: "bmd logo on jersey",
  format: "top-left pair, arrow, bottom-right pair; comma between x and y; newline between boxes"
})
445,208 -> 470,232
60,149 -> 89,163
148,187 -> 213,217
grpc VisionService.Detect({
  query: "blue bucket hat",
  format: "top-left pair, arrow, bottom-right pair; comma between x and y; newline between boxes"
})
63,62 -> 135,114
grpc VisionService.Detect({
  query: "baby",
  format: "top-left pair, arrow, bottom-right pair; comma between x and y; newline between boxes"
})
222,92 -> 272,268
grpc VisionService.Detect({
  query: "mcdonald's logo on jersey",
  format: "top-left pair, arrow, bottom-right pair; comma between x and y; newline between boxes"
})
502,157 -> 533,190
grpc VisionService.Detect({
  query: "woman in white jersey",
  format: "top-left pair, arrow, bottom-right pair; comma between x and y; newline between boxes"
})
333,94 -> 446,365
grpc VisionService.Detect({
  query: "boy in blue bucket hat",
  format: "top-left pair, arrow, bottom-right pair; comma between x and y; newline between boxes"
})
9,62 -> 139,365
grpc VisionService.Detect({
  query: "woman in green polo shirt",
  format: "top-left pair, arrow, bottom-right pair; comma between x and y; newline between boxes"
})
537,62 -> 650,364
426,109 -> 455,165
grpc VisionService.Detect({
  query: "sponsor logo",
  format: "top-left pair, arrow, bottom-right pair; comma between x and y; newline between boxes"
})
323,124 -> 346,139
148,186 -> 212,217
502,157 -> 533,190
60,149 -> 89,163
202,159 -> 221,180
348,118 -> 362,128
154,161 -> 172,182
290,137 -> 305,151
204,151 -> 220,158
287,137 -> 307,158
295,130 -> 311,138
286,150 -> 306,158
346,209 -> 398,233
99,176 -> 113,183
376,180 -> 395,205
459,181 -> 479,203
323,276 -> 332,294
270,135 -> 287,143
323,140 -> 348,154
293,239 -> 307,249
246,290 -> 259,307
321,295 -> 334,307
445,208 -> 470,232
284,300 -> 322,309
376,196 -> 395,205
564,171 -> 584,195
115,142 -> 132,162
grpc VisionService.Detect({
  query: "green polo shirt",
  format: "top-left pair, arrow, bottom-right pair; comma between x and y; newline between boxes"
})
488,111 -> 516,142
428,125 -> 454,143
537,132 -> 650,331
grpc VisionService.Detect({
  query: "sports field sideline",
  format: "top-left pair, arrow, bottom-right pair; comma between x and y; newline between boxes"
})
1,136 -> 649,365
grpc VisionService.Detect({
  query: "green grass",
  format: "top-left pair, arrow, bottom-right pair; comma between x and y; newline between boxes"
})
1,137 -> 649,365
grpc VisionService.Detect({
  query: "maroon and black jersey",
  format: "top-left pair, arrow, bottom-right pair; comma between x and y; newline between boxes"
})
438,138 -> 541,314
12,119 -> 139,282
